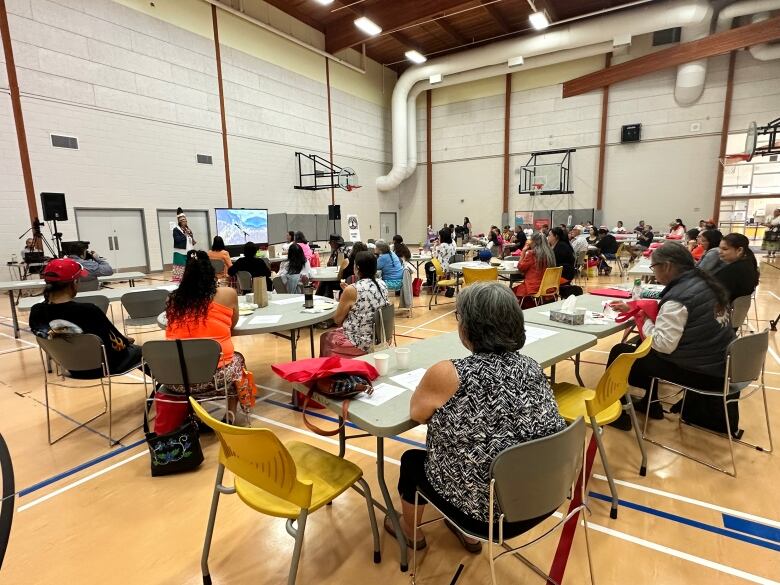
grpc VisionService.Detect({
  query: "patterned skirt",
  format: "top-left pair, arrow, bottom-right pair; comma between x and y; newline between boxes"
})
172,251 -> 188,282
165,352 -> 244,399
761,228 -> 780,252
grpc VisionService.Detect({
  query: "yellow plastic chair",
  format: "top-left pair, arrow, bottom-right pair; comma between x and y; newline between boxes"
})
462,266 -> 498,285
428,257 -> 462,309
190,399 -> 381,585
553,336 -> 653,519
516,266 -> 563,307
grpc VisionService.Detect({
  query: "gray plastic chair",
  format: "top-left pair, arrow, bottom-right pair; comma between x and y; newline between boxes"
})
730,295 -> 751,334
36,333 -> 144,446
210,259 -> 225,275
411,417 -> 594,585
373,304 -> 395,348
121,289 -> 170,334
76,278 -> 100,292
272,276 -> 287,294
73,294 -> 110,314
236,270 -> 253,293
643,329 -> 773,477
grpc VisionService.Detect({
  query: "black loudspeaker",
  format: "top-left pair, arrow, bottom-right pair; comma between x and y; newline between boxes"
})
40,192 -> 68,221
328,204 -> 341,220
621,124 -> 641,143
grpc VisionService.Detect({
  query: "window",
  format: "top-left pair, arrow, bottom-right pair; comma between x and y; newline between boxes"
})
652,28 -> 681,46
196,154 -> 213,165
50,134 -> 79,149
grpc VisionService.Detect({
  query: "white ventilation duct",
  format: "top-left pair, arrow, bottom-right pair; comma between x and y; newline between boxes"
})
748,11 -> 780,60
715,0 -> 780,31
403,43 -> 616,179
377,0 -> 713,191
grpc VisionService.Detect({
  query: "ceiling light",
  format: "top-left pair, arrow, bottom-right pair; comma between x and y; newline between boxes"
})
354,16 -> 382,36
405,50 -> 427,64
314,0 -> 334,5
508,56 -> 524,67
529,10 -> 549,30
429,73 -> 443,84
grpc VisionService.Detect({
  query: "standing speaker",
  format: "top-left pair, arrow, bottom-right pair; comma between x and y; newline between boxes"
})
328,204 -> 341,221
40,192 -> 68,221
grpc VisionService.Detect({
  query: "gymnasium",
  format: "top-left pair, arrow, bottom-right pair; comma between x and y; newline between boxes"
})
0,0 -> 779,583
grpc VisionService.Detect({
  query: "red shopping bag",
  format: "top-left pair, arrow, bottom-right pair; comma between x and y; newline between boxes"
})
272,356 -> 378,384
412,277 -> 423,297
153,392 -> 189,435
614,299 -> 660,340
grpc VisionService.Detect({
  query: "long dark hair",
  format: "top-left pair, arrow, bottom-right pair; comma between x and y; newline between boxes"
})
355,251 -> 380,290
166,250 -> 217,325
722,233 -> 759,286
652,244 -> 729,312
438,228 -> 452,245
395,243 -> 411,262
699,229 -> 722,251
211,236 -> 226,252
294,231 -> 308,245
287,243 -> 306,274
550,227 -> 572,250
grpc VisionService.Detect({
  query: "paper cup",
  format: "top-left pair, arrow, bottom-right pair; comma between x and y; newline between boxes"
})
395,347 -> 410,369
333,290 -> 341,302
245,293 -> 254,304
373,353 -> 389,376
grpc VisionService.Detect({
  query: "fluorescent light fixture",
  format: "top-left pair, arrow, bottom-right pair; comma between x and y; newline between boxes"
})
354,16 -> 382,36
314,0 -> 334,5
508,55 -> 524,67
529,10 -> 549,30
405,50 -> 427,64
429,73 -> 443,84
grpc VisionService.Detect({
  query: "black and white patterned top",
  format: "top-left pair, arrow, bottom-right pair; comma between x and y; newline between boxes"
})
343,278 -> 389,351
433,242 -> 456,272
424,352 -> 566,524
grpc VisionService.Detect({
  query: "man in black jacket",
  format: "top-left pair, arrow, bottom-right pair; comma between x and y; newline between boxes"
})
228,242 -> 272,292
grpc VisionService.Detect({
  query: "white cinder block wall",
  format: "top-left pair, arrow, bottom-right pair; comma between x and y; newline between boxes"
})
0,0 -> 397,270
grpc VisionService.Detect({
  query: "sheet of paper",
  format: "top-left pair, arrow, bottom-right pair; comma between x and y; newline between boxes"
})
236,315 -> 251,327
390,368 -> 427,390
354,382 -> 408,406
524,325 -> 559,345
585,310 -> 615,325
271,296 -> 303,305
248,314 -> 283,325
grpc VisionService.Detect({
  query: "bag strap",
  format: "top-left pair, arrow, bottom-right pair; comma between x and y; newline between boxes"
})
301,390 -> 349,437
174,339 -> 197,419
143,386 -> 156,435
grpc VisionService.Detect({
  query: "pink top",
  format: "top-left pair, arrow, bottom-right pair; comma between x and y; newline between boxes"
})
298,242 -> 313,261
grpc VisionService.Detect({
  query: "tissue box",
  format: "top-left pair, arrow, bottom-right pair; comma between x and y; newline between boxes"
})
549,310 -> 585,325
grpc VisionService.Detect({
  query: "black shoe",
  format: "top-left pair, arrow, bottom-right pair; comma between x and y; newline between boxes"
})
631,397 -> 664,420
608,411 -> 633,431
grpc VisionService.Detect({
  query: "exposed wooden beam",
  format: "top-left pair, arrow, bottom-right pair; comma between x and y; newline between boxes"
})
433,17 -> 468,45
427,90 -> 433,227
713,51 -> 736,221
596,53 -> 611,211
563,15 -> 780,98
326,58 -> 335,207
325,0 -> 471,53
211,5 -> 232,208
261,0 -> 325,32
502,74 -> 511,215
479,0 -> 512,34
390,29 -> 421,52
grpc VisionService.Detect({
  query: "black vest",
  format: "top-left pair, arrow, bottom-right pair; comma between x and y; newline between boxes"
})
659,271 -> 735,374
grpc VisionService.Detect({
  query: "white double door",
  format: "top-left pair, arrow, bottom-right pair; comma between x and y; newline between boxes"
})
75,209 -> 148,271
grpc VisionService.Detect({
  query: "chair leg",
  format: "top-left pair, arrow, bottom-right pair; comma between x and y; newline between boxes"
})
581,504 -> 597,585
107,377 -> 114,446
201,465 -> 225,585
356,478 -> 381,563
590,419 -> 619,519
287,510 -> 309,585
625,401 -> 648,476
723,396 -> 737,478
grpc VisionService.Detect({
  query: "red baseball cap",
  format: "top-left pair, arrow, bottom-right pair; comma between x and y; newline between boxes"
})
41,258 -> 88,283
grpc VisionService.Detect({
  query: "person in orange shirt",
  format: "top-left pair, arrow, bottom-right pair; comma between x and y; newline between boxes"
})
165,251 -> 242,420
513,232 -> 556,308
207,236 -> 233,282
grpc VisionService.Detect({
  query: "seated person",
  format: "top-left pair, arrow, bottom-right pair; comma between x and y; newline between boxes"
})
294,231 -> 313,262
281,230 -> 294,253
320,252 -> 389,357
21,237 -> 41,261
394,243 -> 412,264
667,220 -> 686,239
425,229 -> 456,286
713,233 -> 760,302
165,251 -> 243,417
68,242 -> 113,280
317,234 -> 348,299
595,228 -> 618,275
612,220 -> 626,233
504,225 -> 527,256
342,242 -> 368,284
375,241 -> 404,290
227,241 -> 272,292
207,236 -> 232,280
278,243 -> 312,294
607,244 -> 736,432
29,259 -> 142,378
547,227 -> 576,283
569,225 -> 589,258
391,234 -> 403,251
694,230 -> 723,271
390,282 -> 566,551
512,232 -> 555,305
635,225 -> 655,250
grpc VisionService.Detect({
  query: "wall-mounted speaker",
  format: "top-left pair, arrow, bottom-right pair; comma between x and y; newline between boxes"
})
621,124 -> 641,143
328,204 -> 341,220
40,192 -> 68,221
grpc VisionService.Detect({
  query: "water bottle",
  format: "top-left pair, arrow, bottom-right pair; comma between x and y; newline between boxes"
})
631,278 -> 642,300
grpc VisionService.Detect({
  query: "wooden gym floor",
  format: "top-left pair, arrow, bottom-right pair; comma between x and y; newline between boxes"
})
0,260 -> 779,585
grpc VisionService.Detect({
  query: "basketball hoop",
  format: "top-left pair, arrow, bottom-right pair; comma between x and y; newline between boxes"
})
345,184 -> 362,192
338,167 -> 360,192
720,153 -> 752,167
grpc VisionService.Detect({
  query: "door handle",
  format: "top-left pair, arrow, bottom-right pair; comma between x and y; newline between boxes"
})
114,236 -> 119,249
108,237 -> 114,251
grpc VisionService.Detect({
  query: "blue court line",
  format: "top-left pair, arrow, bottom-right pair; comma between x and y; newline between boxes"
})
723,514 -> 780,543
588,492 -> 780,552
263,397 -> 427,449
17,439 -> 146,498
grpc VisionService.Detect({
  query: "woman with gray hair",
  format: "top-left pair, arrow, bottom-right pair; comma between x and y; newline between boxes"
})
512,231 -> 556,307
607,243 -> 735,432
386,282 -> 566,552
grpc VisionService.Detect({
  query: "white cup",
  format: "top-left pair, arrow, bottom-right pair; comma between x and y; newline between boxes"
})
373,353 -> 389,376
245,293 -> 254,304
333,290 -> 341,302
395,347 -> 410,370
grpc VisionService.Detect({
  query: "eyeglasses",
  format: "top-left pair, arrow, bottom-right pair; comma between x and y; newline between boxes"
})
649,262 -> 666,270
455,311 -> 461,322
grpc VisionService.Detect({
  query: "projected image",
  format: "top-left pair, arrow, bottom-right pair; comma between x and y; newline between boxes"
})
215,208 -> 269,245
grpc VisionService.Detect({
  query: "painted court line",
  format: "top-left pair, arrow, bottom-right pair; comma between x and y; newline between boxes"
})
0,331 -> 37,348
404,310 -> 455,334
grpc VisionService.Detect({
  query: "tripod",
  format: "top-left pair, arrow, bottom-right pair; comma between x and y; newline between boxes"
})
17,218 -> 61,259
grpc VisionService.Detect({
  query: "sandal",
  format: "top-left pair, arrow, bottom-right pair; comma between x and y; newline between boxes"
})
384,516 -> 426,550
444,519 -> 482,554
